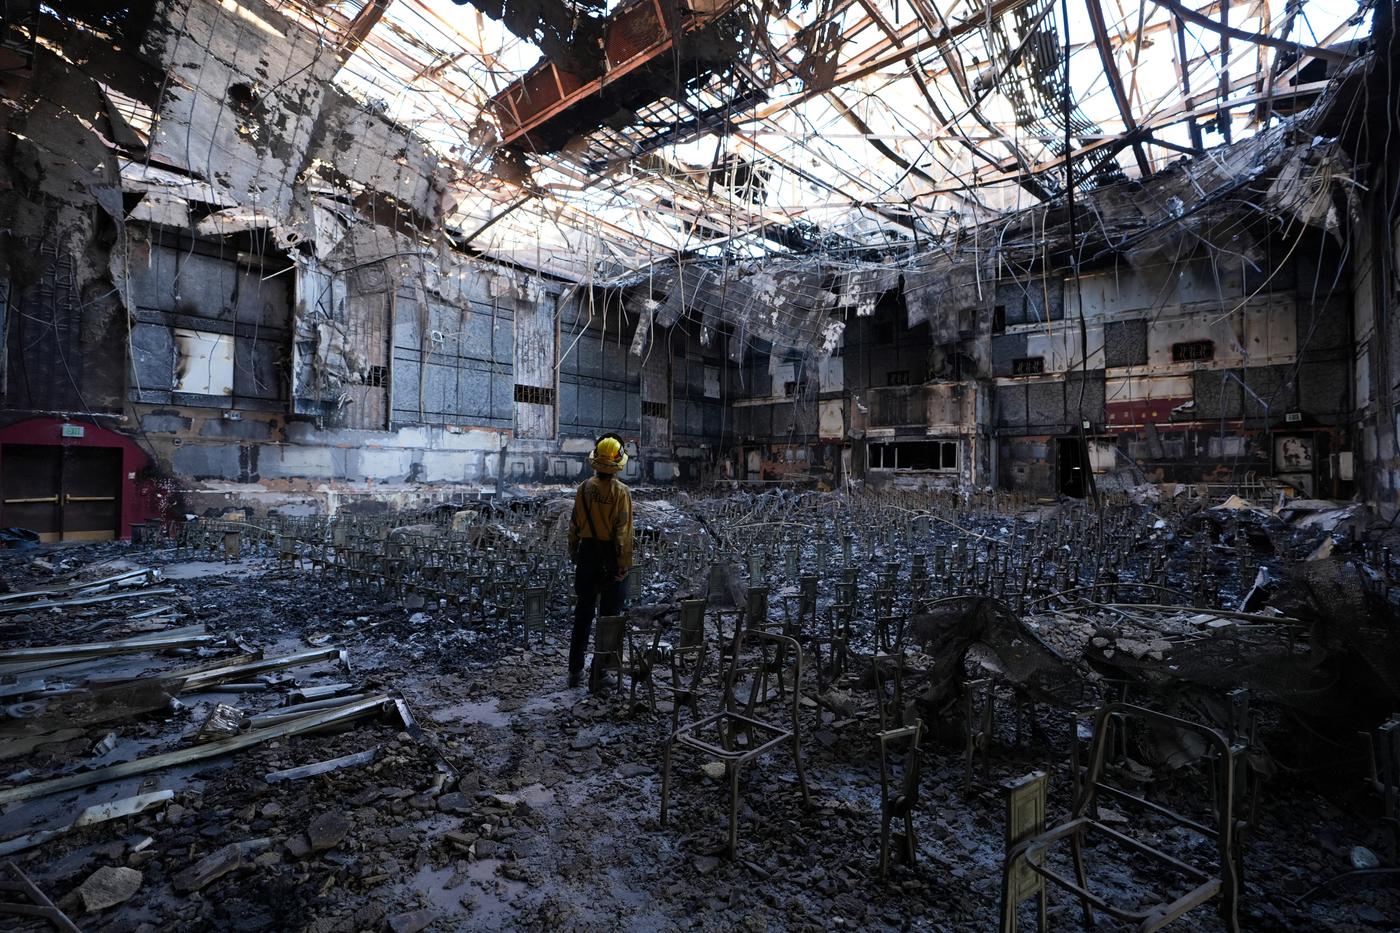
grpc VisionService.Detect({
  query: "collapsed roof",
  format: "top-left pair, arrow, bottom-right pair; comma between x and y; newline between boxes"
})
27,0 -> 1375,362
271,0 -> 1367,282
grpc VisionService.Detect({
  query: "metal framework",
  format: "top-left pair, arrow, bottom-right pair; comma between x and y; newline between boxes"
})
269,0 -> 1367,281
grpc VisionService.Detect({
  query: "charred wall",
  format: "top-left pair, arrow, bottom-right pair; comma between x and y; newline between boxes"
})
991,245 -> 1355,496
1352,198 -> 1400,518
0,42 -> 128,416
724,240 -> 1355,497
0,0 -> 733,519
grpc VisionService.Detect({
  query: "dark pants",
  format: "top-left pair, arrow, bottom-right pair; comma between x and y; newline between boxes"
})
570,540 -> 626,678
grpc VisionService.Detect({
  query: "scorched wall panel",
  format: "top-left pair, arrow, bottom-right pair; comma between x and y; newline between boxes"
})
126,237 -> 290,410
142,0 -> 336,219
559,309 -> 641,438
391,295 -> 512,429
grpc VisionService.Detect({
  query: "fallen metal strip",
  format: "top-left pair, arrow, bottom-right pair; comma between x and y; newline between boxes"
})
0,626 -> 213,679
0,587 -> 179,615
74,788 -> 176,826
69,653 -> 260,699
0,680 -> 51,700
0,790 -> 174,857
392,697 -> 425,743
0,696 -> 392,806
179,647 -> 349,693
0,728 -> 86,762
246,693 -> 374,729
0,568 -> 161,605
392,696 -> 458,778
0,679 -> 180,735
290,683 -> 355,702
0,659 -> 89,679
264,746 -> 380,784
95,646 -> 257,682
0,631 -> 223,663
0,860 -> 80,933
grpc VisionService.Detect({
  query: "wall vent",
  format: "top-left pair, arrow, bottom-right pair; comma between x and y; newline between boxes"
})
1012,357 -> 1045,376
514,384 -> 555,405
1171,340 -> 1214,362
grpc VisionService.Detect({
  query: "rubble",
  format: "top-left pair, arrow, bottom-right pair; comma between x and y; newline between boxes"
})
388,907 -> 443,933
2,0 -> 1398,926
172,839 -> 272,893
73,865 -> 143,912
0,486 -> 1393,930
306,812 -> 352,852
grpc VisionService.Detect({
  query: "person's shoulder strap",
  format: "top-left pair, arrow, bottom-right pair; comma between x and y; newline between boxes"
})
579,476 -> 603,540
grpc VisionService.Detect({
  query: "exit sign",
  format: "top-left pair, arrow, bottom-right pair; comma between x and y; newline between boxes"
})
60,424 -> 84,438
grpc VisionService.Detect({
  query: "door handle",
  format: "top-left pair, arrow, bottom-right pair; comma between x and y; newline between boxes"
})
3,496 -> 60,504
63,495 -> 117,504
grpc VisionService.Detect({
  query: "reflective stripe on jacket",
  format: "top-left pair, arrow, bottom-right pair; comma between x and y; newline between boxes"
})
568,475 -> 634,571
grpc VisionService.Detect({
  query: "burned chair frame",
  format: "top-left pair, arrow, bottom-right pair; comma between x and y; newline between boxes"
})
1001,702 -> 1246,932
659,627 -> 811,856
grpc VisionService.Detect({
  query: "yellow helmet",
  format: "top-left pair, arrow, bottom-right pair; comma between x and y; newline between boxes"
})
588,435 -> 627,474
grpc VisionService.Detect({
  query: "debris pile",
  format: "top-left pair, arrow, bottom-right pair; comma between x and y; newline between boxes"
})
0,486 -> 1395,930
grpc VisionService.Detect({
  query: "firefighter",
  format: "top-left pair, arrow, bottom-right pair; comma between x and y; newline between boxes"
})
567,433 -> 633,688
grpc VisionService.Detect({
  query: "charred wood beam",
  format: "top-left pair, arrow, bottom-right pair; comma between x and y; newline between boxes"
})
1147,0 -> 1356,65
0,696 -> 395,806
1250,0 -> 1271,125
730,129 -> 927,236
1144,133 -> 1203,157
340,0 -> 393,60
851,0 -> 903,48
457,192 -> 534,247
852,0 -> 1052,204
1170,13 -> 1205,152
917,0 -> 1057,200
823,92 -> 940,191
751,0 -> 1039,122
1218,0 -> 1232,143
773,0 -> 1048,205
284,2 -> 480,108
1084,0 -> 1152,176
972,74 -> 1332,188
655,197 -> 857,254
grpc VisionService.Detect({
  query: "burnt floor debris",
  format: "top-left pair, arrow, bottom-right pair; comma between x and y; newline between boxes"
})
4,0 -> 1400,930
0,490 -> 1397,931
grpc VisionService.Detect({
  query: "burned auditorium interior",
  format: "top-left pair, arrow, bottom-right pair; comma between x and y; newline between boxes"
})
1,0 -> 1399,929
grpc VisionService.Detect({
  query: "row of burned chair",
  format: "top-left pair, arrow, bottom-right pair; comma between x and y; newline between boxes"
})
175,516 -> 567,640
716,493 -> 1208,617
588,586 -> 922,867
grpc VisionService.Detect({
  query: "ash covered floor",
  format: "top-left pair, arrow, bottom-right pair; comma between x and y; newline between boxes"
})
1,489 -> 1398,932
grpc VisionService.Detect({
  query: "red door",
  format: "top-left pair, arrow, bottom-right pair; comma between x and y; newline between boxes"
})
1,443 -> 123,541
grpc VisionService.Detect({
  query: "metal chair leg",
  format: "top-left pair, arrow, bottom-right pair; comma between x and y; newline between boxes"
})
729,763 -> 741,856
999,849 -> 1018,932
792,730 -> 811,803
880,811 -> 892,879
660,740 -> 672,825
1071,832 -> 1093,927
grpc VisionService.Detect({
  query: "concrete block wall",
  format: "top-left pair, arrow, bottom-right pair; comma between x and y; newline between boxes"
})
988,246 -> 1355,495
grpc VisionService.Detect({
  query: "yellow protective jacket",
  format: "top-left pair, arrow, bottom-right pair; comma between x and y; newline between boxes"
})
568,475 -> 634,571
